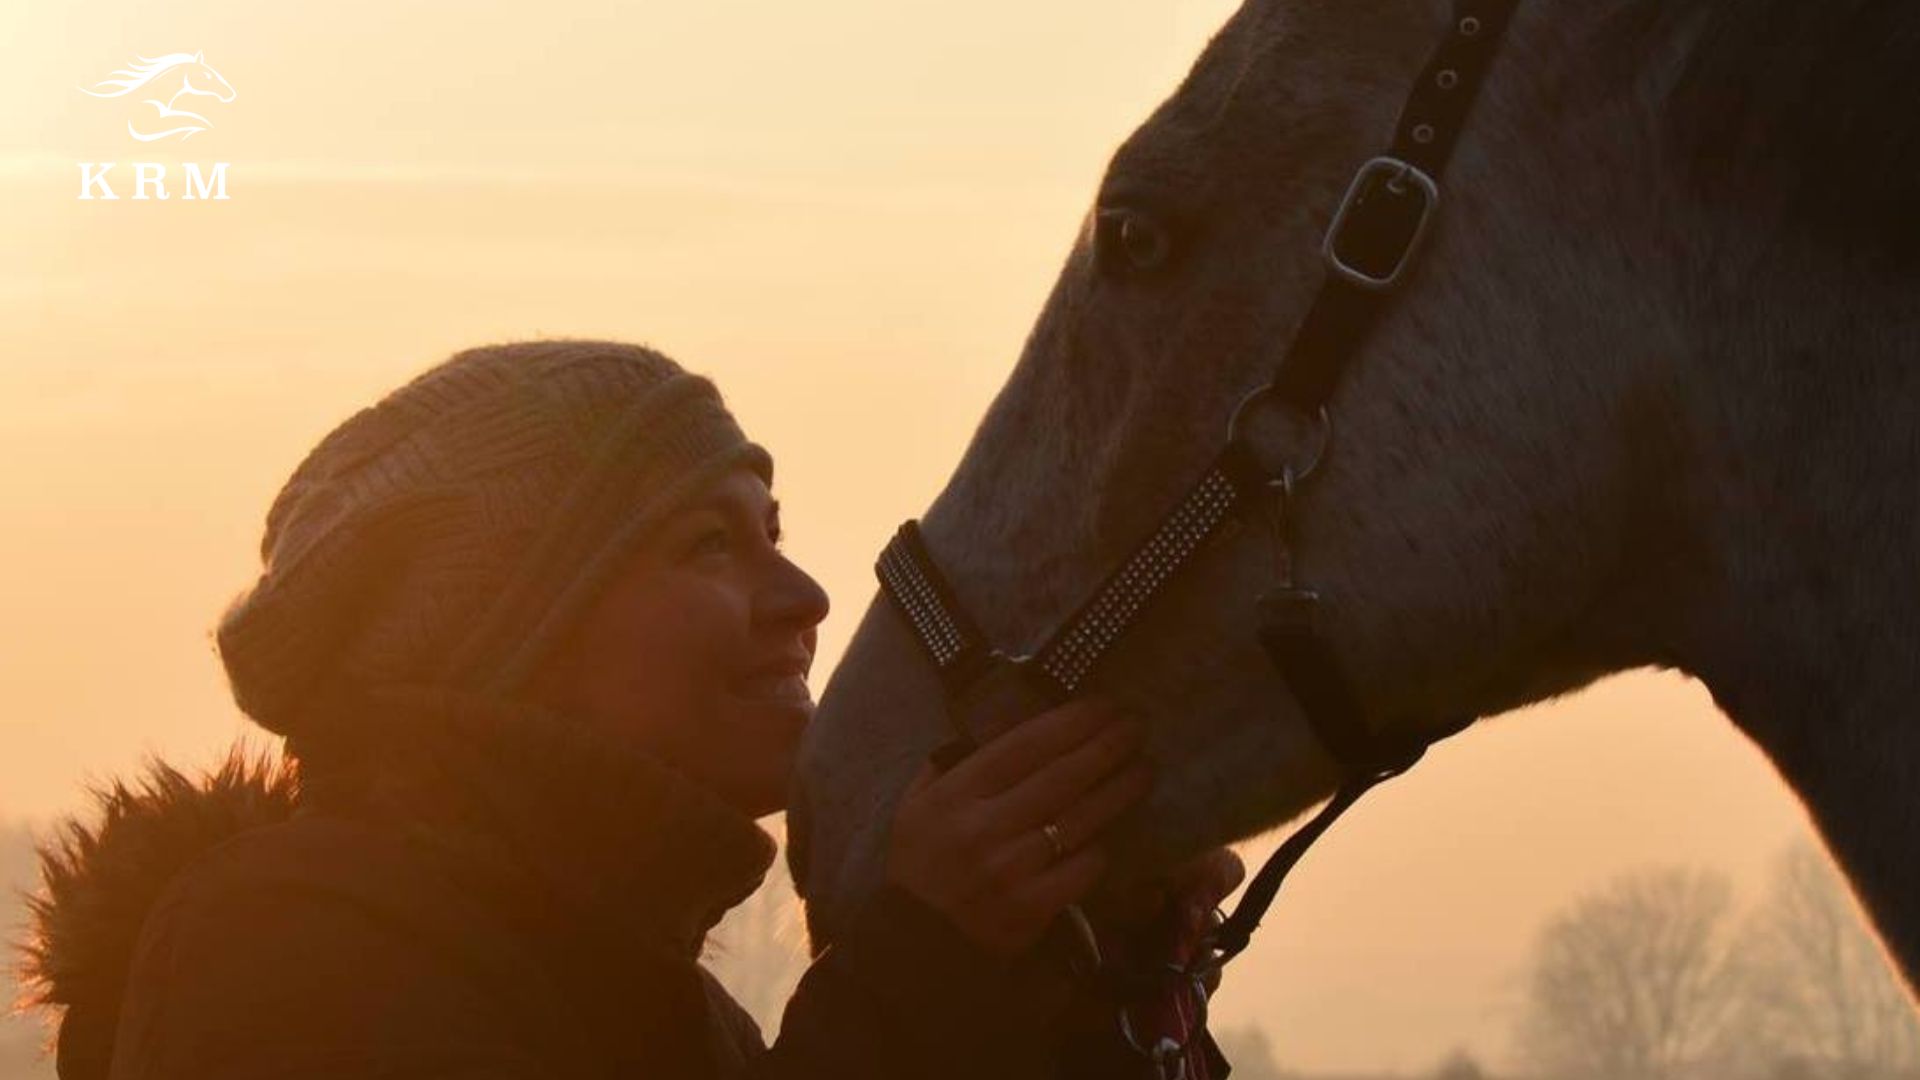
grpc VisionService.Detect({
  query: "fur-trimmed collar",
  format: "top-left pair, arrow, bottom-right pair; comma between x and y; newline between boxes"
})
23,683 -> 779,1060
23,749 -> 300,1035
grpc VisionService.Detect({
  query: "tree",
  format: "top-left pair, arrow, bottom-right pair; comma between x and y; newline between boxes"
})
1739,841 -> 1920,1079
1435,1047 -> 1489,1080
1516,865 -> 1748,1080
1209,1023 -> 1298,1080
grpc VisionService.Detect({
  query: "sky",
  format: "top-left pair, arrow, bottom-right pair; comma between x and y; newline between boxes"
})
0,0 -> 1839,1073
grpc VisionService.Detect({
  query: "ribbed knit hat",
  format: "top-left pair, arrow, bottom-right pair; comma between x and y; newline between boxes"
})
214,339 -> 773,740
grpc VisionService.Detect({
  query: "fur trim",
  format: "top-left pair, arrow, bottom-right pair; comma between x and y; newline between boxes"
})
15,685 -> 778,1080
18,747 -> 298,1025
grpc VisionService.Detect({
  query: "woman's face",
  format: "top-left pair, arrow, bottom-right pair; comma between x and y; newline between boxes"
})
525,463 -> 830,819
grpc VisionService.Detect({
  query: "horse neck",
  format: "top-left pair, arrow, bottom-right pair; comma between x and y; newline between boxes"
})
1671,257 -> 1920,991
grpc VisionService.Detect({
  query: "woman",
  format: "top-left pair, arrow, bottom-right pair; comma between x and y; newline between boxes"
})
24,340 -> 1242,1080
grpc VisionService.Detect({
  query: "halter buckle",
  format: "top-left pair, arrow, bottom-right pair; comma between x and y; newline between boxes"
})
1323,155 -> 1439,290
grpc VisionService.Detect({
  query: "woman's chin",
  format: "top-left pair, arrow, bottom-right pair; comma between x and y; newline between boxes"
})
713,698 -> 810,819
726,693 -> 814,739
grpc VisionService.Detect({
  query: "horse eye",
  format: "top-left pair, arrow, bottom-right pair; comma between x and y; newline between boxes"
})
1095,207 -> 1173,277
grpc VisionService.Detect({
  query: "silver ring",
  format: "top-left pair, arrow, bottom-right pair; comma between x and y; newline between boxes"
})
1224,384 -> 1332,485
1041,821 -> 1067,861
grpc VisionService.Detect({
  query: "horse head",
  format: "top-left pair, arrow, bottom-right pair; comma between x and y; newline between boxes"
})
182,52 -> 237,104
791,0 -> 1920,993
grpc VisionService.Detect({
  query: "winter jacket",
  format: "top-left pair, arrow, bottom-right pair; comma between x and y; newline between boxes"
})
23,685 -> 1094,1080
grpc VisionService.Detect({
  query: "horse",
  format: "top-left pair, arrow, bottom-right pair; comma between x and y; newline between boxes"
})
79,51 -> 237,143
789,0 -> 1920,1004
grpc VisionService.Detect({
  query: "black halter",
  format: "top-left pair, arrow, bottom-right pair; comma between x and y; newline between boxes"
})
875,0 -> 1521,1060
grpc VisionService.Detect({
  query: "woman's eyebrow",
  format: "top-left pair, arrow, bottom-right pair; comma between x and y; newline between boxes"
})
678,494 -> 778,525
669,501 -> 721,523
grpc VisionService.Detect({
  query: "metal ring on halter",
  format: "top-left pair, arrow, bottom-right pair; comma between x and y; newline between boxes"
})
1225,383 -> 1332,485
1183,905 -> 1234,981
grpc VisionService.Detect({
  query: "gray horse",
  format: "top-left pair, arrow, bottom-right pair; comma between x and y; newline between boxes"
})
791,0 -> 1920,1000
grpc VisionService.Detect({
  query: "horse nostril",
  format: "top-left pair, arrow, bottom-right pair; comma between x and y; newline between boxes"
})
1095,207 -> 1173,276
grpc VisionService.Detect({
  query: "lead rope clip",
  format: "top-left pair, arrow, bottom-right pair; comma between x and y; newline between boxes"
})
1151,1037 -> 1188,1080
1118,1009 -> 1190,1080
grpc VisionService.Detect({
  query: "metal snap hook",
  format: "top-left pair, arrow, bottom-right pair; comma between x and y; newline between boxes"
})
1118,1009 -> 1192,1080
1257,478 -> 1297,586
1274,463 -> 1300,504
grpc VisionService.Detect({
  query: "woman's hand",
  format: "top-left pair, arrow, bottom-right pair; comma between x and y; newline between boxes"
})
1081,845 -> 1247,995
1161,847 -> 1246,995
884,697 -> 1152,961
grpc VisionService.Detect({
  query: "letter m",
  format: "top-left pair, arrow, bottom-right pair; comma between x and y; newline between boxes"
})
182,163 -> 231,201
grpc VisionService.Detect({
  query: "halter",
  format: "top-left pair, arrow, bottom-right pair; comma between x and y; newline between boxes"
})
875,2 -> 1521,1075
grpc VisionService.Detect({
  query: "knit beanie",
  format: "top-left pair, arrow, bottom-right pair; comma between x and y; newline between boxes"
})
213,339 -> 774,741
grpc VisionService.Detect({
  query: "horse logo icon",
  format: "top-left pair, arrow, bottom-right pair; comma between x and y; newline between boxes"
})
79,51 -> 236,143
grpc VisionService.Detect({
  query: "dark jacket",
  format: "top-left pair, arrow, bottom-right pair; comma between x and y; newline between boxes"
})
24,686 -> 1086,1080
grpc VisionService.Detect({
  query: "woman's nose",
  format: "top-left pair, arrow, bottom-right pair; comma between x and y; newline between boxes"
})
763,555 -> 830,632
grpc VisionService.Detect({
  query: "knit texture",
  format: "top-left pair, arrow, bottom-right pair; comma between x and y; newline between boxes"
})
214,339 -> 773,739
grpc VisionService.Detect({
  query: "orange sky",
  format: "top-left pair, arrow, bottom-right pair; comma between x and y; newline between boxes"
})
1,0 -> 1830,1072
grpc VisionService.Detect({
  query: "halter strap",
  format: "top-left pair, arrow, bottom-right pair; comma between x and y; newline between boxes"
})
1274,0 -> 1523,408
878,0 -> 1521,753
878,439 -> 1272,702
871,0 -> 1527,1017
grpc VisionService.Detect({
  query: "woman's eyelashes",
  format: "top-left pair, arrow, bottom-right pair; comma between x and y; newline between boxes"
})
683,518 -> 783,561
689,527 -> 730,558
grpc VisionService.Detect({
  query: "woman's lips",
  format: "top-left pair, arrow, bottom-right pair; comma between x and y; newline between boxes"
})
733,671 -> 813,706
